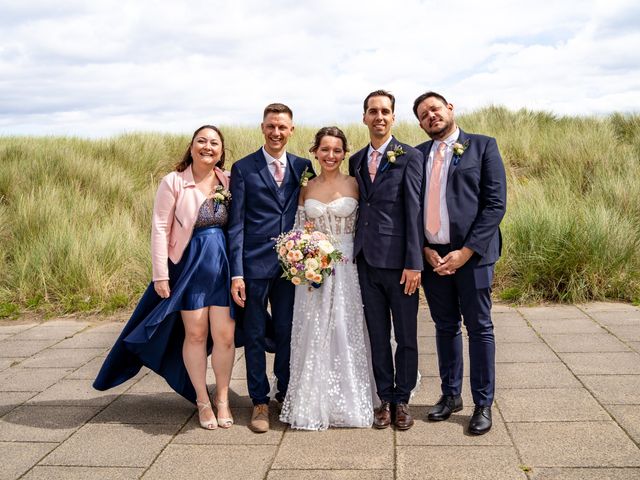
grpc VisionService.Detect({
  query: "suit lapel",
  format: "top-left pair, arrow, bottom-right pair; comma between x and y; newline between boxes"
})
447,129 -> 467,181
352,149 -> 370,197
283,154 -> 303,209
255,150 -> 283,206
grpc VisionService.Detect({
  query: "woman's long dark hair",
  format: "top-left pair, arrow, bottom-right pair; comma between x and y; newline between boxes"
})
175,125 -> 226,172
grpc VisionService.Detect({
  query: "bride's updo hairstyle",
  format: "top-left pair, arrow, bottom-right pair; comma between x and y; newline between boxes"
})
309,126 -> 349,155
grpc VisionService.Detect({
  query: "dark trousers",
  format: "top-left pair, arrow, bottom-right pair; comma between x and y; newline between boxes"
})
422,244 -> 495,406
357,256 -> 419,404
243,276 -> 295,405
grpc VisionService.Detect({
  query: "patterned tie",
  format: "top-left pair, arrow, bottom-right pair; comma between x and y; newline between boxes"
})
273,160 -> 284,187
368,150 -> 380,182
426,142 -> 447,235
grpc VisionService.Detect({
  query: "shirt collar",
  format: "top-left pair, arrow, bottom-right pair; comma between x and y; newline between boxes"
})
262,146 -> 287,166
367,136 -> 393,159
434,128 -> 460,149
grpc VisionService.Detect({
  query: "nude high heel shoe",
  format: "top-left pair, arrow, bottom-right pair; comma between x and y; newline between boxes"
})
215,398 -> 234,428
196,400 -> 218,430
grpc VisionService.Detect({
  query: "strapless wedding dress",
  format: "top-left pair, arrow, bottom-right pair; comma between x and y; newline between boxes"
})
279,197 -> 376,430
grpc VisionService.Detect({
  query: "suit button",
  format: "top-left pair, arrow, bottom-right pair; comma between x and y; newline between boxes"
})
366,202 -> 371,207
364,222 -> 369,226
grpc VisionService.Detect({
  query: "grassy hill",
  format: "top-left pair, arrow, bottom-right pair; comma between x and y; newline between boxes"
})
1,107 -> 639,317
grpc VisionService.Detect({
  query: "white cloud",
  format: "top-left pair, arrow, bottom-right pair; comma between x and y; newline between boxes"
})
0,0 -> 638,136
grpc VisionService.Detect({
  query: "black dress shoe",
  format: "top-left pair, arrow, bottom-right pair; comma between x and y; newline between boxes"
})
394,403 -> 414,430
374,401 -> 392,429
468,405 -> 492,435
427,395 -> 463,421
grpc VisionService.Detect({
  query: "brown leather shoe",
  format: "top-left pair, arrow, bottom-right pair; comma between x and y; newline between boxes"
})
249,404 -> 269,433
373,401 -> 392,429
394,403 -> 414,430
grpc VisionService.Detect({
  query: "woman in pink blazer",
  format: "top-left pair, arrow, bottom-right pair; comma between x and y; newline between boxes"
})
95,125 -> 235,430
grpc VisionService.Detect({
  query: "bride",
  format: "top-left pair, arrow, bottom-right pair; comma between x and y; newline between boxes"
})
279,126 -> 376,430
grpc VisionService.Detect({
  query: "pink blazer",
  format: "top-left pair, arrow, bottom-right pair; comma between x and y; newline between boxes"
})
151,165 -> 230,281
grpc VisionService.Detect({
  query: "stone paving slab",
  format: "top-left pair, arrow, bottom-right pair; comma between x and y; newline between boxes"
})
142,445 -> 276,480
0,340 -> 58,358
396,446 -> 527,480
51,332 -> 116,349
560,352 -> 640,375
509,422 -> 640,467
496,363 -> 581,388
0,405 -> 99,442
0,368 -> 73,392
494,326 -> 542,343
266,471 -> 394,480
530,467 -> 640,479
496,342 -> 560,363
0,323 -> 38,334
272,428 -> 393,469
0,441 -> 57,480
0,391 -> 37,417
91,392 -> 193,425
579,374 -> 640,404
607,405 -> 640,444
26,378 -> 127,406
518,305 -> 587,320
496,388 -> 610,422
174,406 -> 285,445
41,423 -> 176,467
542,333 -> 631,352
65,355 -> 107,379
605,325 -> 640,342
21,466 -> 144,480
0,358 -> 20,371
396,406 -> 512,446
20,348 -> 104,369
10,323 -> 88,341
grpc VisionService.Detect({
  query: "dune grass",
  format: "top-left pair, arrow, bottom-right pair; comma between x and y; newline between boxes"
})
1,107 -> 639,317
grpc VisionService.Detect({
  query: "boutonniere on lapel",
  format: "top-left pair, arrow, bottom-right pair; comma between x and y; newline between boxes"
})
452,140 -> 470,166
299,166 -> 313,187
212,185 -> 232,205
380,144 -> 405,173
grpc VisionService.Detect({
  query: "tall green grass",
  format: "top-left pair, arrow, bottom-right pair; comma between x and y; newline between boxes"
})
1,108 -> 639,317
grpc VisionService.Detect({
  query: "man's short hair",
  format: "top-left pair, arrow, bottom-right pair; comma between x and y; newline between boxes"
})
363,90 -> 395,113
263,103 -> 293,119
412,91 -> 449,118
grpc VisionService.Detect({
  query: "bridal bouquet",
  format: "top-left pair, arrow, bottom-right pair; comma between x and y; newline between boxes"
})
275,221 -> 343,287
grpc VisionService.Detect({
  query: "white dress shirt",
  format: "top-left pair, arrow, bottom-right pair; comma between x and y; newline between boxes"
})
366,136 -> 393,168
424,128 -> 460,244
262,146 -> 287,179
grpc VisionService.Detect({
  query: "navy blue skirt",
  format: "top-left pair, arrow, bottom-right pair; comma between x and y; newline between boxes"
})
93,226 -> 231,404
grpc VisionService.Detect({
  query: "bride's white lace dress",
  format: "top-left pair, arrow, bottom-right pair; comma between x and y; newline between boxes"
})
280,197 -> 375,430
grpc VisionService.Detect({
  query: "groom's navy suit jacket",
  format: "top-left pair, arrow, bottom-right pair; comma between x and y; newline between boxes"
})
228,149 -> 313,279
348,136 -> 424,271
415,129 -> 506,265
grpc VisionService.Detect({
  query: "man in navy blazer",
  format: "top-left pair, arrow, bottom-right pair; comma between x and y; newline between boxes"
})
228,103 -> 313,433
349,90 -> 424,430
414,91 -> 507,435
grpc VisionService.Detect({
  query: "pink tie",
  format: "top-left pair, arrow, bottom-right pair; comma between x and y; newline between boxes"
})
368,150 -> 380,182
426,142 -> 446,235
273,160 -> 284,186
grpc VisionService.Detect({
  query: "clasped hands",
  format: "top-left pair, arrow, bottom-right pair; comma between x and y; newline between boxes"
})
424,246 -> 474,276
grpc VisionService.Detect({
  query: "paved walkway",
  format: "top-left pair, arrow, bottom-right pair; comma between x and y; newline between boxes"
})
0,302 -> 639,479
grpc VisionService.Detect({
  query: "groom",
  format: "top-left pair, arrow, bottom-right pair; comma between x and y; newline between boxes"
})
349,90 -> 424,430
228,103 -> 314,433
414,91 -> 506,435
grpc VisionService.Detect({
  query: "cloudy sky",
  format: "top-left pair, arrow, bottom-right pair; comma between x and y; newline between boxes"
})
1,0 -> 639,137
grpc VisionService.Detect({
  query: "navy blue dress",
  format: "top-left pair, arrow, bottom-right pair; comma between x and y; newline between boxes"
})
94,199 -> 231,404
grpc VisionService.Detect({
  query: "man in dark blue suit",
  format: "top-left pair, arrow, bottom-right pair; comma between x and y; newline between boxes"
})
414,91 -> 507,435
228,103 -> 313,433
349,90 -> 424,430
